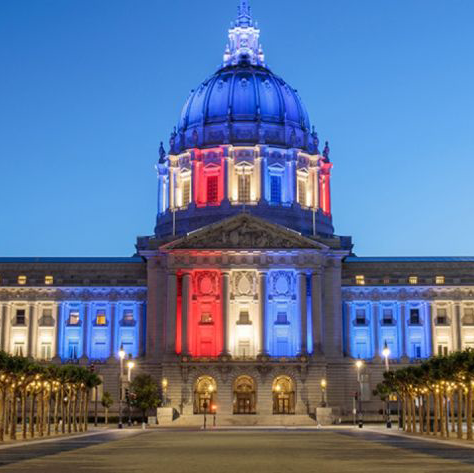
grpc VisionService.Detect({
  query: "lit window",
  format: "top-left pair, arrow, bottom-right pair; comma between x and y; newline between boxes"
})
200,313 -> 213,324
383,277 -> 390,285
435,275 -> 445,285
68,311 -> 80,325
297,179 -> 307,206
408,276 -> 418,285
270,175 -> 282,204
39,309 -> 54,327
463,308 -> 474,325
68,340 -> 79,359
95,310 -> 107,325
15,309 -> 26,325
355,275 -> 365,286
437,344 -> 448,356
182,180 -> 191,207
206,176 -> 218,204
14,342 -> 25,357
45,275 -> 54,285
409,309 -> 420,325
40,342 -> 52,360
18,275 -> 27,285
238,174 -> 250,202
122,310 -> 135,325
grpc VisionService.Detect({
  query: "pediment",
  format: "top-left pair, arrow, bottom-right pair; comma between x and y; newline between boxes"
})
162,214 -> 328,251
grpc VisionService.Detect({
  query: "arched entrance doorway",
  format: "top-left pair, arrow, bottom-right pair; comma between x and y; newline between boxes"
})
233,375 -> 256,414
193,376 -> 217,414
272,376 -> 295,414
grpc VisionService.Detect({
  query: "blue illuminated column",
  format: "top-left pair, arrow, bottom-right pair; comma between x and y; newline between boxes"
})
259,271 -> 267,355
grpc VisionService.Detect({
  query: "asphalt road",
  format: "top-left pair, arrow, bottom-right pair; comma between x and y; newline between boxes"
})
1,428 -> 474,472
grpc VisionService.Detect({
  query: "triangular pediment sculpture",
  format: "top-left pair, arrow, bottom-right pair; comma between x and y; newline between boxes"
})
162,213 -> 328,250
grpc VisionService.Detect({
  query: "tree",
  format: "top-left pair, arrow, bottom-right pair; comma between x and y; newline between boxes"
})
129,374 -> 161,423
101,392 -> 113,424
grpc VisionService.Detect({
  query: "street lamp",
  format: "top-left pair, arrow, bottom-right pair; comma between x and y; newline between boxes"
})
355,360 -> 364,428
126,359 -> 135,426
320,378 -> 327,407
382,342 -> 392,429
118,346 -> 125,429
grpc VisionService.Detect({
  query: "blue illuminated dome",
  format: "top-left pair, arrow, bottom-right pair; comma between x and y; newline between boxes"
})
173,63 -> 314,153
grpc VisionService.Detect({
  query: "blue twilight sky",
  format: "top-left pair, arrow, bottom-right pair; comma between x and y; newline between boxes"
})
0,0 -> 473,257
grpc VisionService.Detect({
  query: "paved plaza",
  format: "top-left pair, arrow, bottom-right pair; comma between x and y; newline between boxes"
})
1,428 -> 474,472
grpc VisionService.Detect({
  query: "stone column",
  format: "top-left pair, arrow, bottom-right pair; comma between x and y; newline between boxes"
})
27,303 -> 36,358
343,301 -> 352,356
260,157 -> 266,202
3,303 -> 11,354
259,271 -> 267,355
400,303 -> 407,357
424,301 -> 432,357
166,272 -> 178,354
372,302 -> 379,358
0,303 -> 5,351
138,302 -> 146,357
454,302 -> 462,350
109,302 -> 116,358
32,303 -> 39,358
82,302 -> 89,359
181,272 -> 191,355
311,271 -> 323,355
298,272 -> 307,354
221,271 -> 230,355
55,302 -> 63,359
429,301 -> 437,356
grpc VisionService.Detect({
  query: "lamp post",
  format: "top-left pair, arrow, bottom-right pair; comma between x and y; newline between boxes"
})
212,404 -> 217,427
320,378 -> 327,407
127,359 -> 135,426
382,342 -> 392,428
118,346 -> 125,429
355,360 -> 364,428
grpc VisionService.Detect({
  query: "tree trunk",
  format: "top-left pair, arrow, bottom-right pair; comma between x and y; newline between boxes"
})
21,388 -> 27,440
105,407 -> 108,425
450,393 -> 456,433
467,386 -> 473,440
39,389 -> 45,437
411,396 -> 417,433
0,388 -> 6,442
10,388 -> 17,440
457,388 -> 463,439
425,393 -> 431,435
84,391 -> 90,432
440,391 -> 446,437
61,386 -> 65,434
29,393 -> 35,439
433,391 -> 439,436
54,390 -> 59,434
46,393 -> 52,436
67,389 -> 72,434
73,388 -> 78,433
406,395 -> 412,433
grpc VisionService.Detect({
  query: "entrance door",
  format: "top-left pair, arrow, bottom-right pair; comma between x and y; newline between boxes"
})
236,394 -> 252,414
233,375 -> 256,415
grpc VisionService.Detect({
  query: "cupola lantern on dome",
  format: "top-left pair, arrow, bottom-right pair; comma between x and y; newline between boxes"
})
153,1 -> 339,244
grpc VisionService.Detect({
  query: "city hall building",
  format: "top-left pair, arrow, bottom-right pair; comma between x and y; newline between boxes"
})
1,2 -> 473,425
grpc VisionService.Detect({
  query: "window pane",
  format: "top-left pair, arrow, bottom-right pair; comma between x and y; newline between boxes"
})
207,176 -> 218,203
270,175 -> 281,204
238,174 -> 250,202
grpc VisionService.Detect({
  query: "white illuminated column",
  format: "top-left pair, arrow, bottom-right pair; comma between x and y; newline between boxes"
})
355,360 -> 364,428
118,346 -> 125,429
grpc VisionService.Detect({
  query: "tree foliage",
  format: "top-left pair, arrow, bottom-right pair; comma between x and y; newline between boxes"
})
130,374 -> 161,422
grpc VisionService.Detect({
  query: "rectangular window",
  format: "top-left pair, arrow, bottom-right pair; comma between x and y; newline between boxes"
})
238,174 -> 250,202
40,343 -> 52,360
14,342 -> 25,357
68,311 -> 80,326
270,175 -> 282,204
408,276 -> 418,285
464,308 -> 474,325
15,309 -> 26,325
275,312 -> 288,325
182,179 -> 191,207
382,309 -> 393,325
355,341 -> 368,359
297,179 -> 306,206
355,275 -> 365,286
238,340 -> 250,358
355,309 -> 366,325
435,275 -> 445,285
206,176 -> 218,204
411,342 -> 421,359
383,277 -> 390,285
45,275 -> 54,285
68,340 -> 79,359
237,311 -> 251,325
200,312 -> 213,324
436,308 -> 448,325
122,310 -> 135,326
437,344 -> 448,356
409,308 -> 420,325
95,310 -> 107,326
17,275 -> 27,285
39,308 -> 54,327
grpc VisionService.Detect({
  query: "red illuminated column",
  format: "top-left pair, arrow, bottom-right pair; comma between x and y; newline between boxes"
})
166,271 -> 177,355
319,162 -> 333,216
181,272 -> 191,355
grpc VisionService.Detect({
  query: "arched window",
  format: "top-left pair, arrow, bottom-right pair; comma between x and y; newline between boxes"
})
193,376 -> 217,414
233,375 -> 256,414
272,376 -> 295,414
